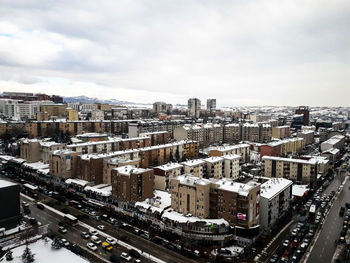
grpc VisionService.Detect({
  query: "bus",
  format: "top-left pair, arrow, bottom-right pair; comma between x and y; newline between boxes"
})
64,214 -> 78,226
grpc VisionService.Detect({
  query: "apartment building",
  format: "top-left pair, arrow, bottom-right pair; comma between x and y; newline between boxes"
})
103,157 -> 140,185
320,135 -> 346,152
206,99 -> 216,114
209,144 -> 250,163
128,119 -> 185,138
170,174 -> 211,218
223,154 -> 241,180
188,98 -> 201,119
204,157 -> 224,179
153,162 -> 183,190
19,139 -> 41,163
209,178 -> 261,230
66,108 -> 79,121
272,126 -> 290,139
242,123 -> 260,142
223,123 -> 241,144
50,150 -> 79,179
153,102 -> 173,114
40,104 -> 67,118
19,139 -> 65,163
260,137 -> 305,159
262,156 -> 318,186
297,130 -> 315,145
259,178 -> 292,233
111,165 -> 154,203
182,159 -> 206,178
139,131 -> 170,146
67,136 -> 151,154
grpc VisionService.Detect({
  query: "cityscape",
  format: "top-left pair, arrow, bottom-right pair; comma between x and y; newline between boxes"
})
0,1 -> 349,263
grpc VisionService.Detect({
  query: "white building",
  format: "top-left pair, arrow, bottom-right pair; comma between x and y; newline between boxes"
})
259,178 -> 293,233
320,135 -> 346,152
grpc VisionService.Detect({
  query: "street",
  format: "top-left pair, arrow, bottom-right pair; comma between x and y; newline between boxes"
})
21,193 -> 198,263
306,171 -> 349,263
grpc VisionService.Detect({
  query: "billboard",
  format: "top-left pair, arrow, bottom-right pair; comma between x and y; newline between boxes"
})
237,212 -> 247,220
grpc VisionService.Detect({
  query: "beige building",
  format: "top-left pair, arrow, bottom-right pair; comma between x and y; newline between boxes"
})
223,154 -> 241,179
210,144 -> 250,163
50,150 -> 79,179
170,175 -> 261,229
263,156 -> 318,186
170,174 -> 211,218
153,162 -> 183,191
20,139 -> 41,163
204,156 -> 224,179
66,108 -> 79,121
223,124 -> 241,144
297,130 -> 315,145
272,126 -> 290,139
182,159 -> 206,178
40,141 -> 66,164
40,104 -> 67,118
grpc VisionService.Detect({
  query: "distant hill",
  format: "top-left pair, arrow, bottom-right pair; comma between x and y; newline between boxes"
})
63,95 -> 144,105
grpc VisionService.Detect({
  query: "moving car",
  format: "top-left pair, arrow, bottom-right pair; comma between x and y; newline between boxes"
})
106,237 -> 117,245
97,225 -> 105,231
120,252 -> 132,262
87,242 -> 97,251
58,226 -> 67,234
81,232 -> 90,239
102,242 -> 113,251
91,235 -> 101,245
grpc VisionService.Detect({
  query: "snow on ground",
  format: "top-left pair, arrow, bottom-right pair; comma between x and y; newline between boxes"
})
1,238 -> 89,263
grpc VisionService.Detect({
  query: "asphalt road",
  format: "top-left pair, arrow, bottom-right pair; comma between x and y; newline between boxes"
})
21,193 -> 198,263
306,171 -> 349,263
22,195 -> 141,263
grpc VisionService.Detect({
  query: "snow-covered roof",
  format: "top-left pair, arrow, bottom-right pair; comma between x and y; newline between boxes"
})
210,178 -> 259,196
0,179 -> 17,189
204,156 -> 224,164
260,178 -> 293,200
182,159 -> 206,167
209,144 -> 250,152
154,162 -> 183,171
23,162 -> 49,170
135,190 -> 171,213
322,148 -> 340,155
84,185 -> 112,197
262,156 -> 318,165
292,185 -> 309,197
39,141 -> 63,147
162,209 -> 229,226
175,174 -> 211,186
0,155 -> 15,161
223,154 -> 241,161
113,165 -> 149,176
65,178 -> 89,187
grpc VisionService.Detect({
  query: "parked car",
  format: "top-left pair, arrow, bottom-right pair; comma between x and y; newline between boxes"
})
97,225 -> 105,231
36,203 -> 45,210
60,239 -> 69,247
102,242 -> 113,251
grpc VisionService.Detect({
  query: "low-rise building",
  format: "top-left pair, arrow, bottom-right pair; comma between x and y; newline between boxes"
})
320,135 -> 346,152
50,150 -> 79,179
297,130 -> 315,145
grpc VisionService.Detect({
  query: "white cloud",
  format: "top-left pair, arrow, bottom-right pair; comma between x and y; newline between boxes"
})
0,0 -> 349,106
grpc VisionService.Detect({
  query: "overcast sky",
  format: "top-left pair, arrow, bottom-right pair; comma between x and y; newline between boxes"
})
0,0 -> 349,106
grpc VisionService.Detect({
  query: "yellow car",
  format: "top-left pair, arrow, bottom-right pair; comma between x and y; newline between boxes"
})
102,242 -> 113,251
